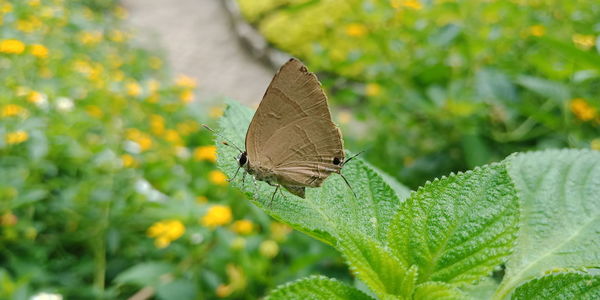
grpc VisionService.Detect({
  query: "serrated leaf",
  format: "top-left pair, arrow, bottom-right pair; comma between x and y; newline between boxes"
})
512,272 -> 600,300
496,150 -> 600,298
413,282 -> 467,300
388,163 -> 519,286
337,231 -> 407,298
266,275 -> 373,300
216,101 -> 406,244
216,101 -> 410,297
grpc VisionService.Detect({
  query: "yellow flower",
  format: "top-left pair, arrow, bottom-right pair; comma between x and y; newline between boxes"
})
147,219 -> 186,248
216,284 -> 232,298
1,104 -> 28,118
259,240 -> 279,258
209,170 -> 228,185
231,220 -> 254,235
121,154 -> 136,168
86,105 -> 104,118
176,121 -> 199,135
175,75 -> 197,88
196,195 -> 208,204
570,98 -> 597,121
392,0 -> 423,10
126,128 -> 153,151
164,129 -> 183,145
27,91 -> 47,105
30,44 -> 49,58
345,23 -> 368,37
150,114 -> 165,135
194,145 -> 217,162
180,90 -> 195,103
27,0 -> 41,7
591,139 -> 600,151
572,34 -> 596,50
126,82 -> 142,96
6,131 -> 29,145
528,25 -> 545,37
109,30 -> 127,43
270,222 -> 292,242
0,39 -> 25,54
78,31 -> 103,45
0,3 -> 13,14
0,212 -> 18,226
365,83 -> 382,97
201,205 -> 232,227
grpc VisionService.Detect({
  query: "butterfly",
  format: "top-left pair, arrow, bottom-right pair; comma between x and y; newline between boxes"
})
207,58 -> 357,201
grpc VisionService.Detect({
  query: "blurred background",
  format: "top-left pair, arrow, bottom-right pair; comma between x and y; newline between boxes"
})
0,0 -> 598,299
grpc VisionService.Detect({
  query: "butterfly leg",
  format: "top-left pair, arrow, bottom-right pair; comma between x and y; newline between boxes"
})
268,184 -> 280,207
228,165 -> 242,182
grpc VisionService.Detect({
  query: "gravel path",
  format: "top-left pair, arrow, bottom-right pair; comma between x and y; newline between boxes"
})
121,0 -> 273,106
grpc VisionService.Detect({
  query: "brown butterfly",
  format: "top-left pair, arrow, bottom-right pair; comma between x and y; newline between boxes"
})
207,58 -> 357,200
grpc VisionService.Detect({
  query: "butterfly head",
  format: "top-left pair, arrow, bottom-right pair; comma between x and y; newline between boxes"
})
238,151 -> 248,168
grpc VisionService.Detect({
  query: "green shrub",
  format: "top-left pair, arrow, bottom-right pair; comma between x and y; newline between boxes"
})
236,0 -> 600,187
217,101 -> 600,299
0,1 -> 342,298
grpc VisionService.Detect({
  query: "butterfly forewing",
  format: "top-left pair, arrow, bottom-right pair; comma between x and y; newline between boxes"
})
245,59 -> 332,162
244,58 -> 345,197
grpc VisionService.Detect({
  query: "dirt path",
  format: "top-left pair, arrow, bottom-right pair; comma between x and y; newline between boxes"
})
121,0 -> 273,106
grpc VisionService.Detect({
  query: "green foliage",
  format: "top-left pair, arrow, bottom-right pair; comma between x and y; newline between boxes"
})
236,0 -> 600,188
266,275 -> 373,300
0,1 -> 345,299
388,164 -> 519,286
217,103 -> 600,299
496,150 -> 600,298
512,272 -> 600,300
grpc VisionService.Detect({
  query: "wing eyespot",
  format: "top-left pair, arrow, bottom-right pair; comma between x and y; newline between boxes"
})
333,157 -> 341,165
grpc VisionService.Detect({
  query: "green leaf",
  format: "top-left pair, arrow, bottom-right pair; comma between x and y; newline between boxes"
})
114,262 -> 174,287
156,279 -> 198,300
538,37 -> 600,70
413,282 -> 467,300
495,150 -> 600,298
388,163 -> 519,286
216,101 -> 411,297
266,275 -> 373,300
515,75 -> 570,103
337,231 -> 407,298
216,101 -> 406,244
512,272 -> 600,300
475,68 -> 517,103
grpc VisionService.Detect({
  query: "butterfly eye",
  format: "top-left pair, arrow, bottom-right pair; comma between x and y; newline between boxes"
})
333,157 -> 341,165
239,152 -> 248,166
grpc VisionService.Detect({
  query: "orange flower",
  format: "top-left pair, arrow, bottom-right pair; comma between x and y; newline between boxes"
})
570,98 -> 597,121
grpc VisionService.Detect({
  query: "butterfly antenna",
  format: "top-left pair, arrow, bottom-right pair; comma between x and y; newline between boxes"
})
339,173 -> 358,199
201,124 -> 244,153
341,150 -> 365,167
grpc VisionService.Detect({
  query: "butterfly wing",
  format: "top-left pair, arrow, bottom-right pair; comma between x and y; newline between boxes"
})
260,116 -> 345,187
245,58 -> 331,163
